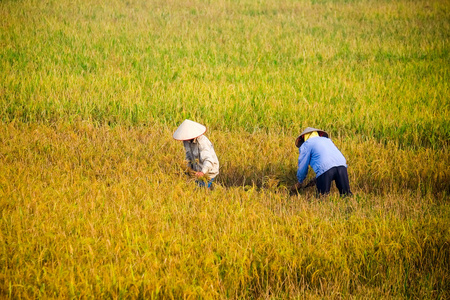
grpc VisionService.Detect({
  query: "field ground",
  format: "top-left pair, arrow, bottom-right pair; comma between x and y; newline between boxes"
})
1,0 -> 449,298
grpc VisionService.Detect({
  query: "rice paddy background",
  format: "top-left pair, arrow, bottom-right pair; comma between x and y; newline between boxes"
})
1,0 -> 449,298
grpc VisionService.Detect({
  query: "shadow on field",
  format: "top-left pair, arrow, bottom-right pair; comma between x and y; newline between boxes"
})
216,164 -> 301,192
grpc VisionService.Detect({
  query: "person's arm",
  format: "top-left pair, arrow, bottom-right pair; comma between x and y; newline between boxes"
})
183,141 -> 194,169
198,138 -> 216,177
290,146 -> 311,194
296,145 -> 311,184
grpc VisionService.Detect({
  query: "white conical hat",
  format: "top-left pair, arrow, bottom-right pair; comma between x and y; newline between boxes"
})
295,127 -> 329,147
173,119 -> 207,141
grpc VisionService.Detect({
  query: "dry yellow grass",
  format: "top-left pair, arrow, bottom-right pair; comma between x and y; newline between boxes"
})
0,122 -> 448,298
1,0 -> 449,297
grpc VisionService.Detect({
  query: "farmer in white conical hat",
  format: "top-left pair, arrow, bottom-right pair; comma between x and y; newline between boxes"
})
291,127 -> 352,196
173,119 -> 219,188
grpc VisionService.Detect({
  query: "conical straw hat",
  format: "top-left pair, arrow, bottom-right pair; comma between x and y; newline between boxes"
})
173,119 -> 207,141
295,127 -> 329,147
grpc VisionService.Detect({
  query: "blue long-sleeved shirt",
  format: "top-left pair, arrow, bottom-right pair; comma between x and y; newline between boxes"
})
297,136 -> 347,183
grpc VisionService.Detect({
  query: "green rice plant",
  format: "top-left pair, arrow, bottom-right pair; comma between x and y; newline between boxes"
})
1,0 -> 449,298
1,0 -> 449,148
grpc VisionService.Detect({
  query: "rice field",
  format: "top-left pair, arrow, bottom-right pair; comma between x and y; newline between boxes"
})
1,0 -> 449,298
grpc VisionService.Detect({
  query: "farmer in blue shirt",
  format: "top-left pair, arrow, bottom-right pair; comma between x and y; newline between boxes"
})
291,127 -> 352,196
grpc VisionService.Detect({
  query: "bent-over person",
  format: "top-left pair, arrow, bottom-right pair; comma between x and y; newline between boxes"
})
291,127 -> 352,196
173,119 -> 219,189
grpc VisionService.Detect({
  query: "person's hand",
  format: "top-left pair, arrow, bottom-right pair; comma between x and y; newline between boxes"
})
195,172 -> 205,178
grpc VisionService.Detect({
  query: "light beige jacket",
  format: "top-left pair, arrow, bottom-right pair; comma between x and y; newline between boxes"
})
183,135 -> 219,179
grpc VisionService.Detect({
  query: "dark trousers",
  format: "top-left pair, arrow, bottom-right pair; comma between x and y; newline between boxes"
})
316,166 -> 352,196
